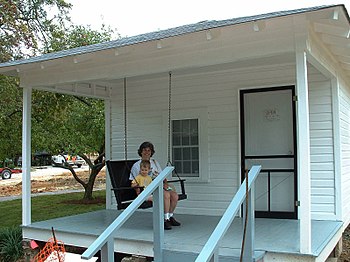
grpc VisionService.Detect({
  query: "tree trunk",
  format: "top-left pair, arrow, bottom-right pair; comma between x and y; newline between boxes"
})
55,153 -> 105,201
83,183 -> 94,200
81,160 -> 104,200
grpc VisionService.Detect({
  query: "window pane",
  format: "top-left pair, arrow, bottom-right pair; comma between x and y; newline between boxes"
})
173,148 -> 182,160
173,133 -> 181,146
183,161 -> 191,173
183,147 -> 191,160
191,147 -> 199,160
173,120 -> 181,132
182,120 -> 190,133
192,161 -> 199,175
182,134 -> 190,145
191,135 -> 198,145
174,161 -> 182,173
190,119 -> 198,133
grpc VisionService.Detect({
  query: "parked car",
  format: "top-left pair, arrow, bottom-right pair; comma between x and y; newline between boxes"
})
32,151 -> 52,166
71,155 -> 86,168
52,154 -> 85,168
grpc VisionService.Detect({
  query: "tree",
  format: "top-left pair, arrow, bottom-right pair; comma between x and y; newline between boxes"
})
0,0 -> 118,199
48,24 -> 118,51
0,75 -> 22,163
37,25 -> 116,200
0,0 -> 73,164
0,0 -> 72,62
46,96 -> 106,200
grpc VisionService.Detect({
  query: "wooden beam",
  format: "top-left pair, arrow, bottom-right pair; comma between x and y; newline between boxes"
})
321,34 -> 350,47
337,55 -> 350,64
313,22 -> 350,37
330,46 -> 350,61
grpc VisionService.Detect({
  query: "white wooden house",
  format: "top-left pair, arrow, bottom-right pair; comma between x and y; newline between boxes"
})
1,4 -> 350,261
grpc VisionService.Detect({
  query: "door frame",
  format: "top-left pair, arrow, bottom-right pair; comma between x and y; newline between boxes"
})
240,85 -> 298,219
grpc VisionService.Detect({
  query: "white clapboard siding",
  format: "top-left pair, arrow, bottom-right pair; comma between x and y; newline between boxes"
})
339,83 -> 350,225
309,79 -> 336,218
311,179 -> 335,187
109,65 -> 287,215
108,63 -> 337,217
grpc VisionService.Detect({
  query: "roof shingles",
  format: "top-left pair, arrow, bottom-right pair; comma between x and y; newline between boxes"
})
0,5 -> 339,68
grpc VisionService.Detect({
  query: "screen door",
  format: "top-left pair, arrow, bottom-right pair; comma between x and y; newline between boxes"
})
240,86 -> 297,219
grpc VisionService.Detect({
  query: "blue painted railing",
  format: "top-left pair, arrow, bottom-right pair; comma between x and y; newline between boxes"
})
81,166 -> 174,261
195,165 -> 262,262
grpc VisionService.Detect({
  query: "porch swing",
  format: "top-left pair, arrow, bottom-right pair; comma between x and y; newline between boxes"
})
106,73 -> 187,210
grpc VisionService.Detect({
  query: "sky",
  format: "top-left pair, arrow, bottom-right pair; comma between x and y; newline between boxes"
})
65,0 -> 350,38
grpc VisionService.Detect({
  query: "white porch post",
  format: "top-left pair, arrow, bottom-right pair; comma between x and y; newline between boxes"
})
105,99 -> 112,208
153,185 -> 164,261
331,77 -> 342,221
22,87 -> 32,226
295,48 -> 311,254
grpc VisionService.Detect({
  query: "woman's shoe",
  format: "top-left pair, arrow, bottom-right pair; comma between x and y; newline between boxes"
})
169,217 -> 181,226
164,219 -> 172,230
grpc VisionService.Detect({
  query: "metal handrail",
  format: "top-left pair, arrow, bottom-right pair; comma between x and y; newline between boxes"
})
81,166 -> 174,261
195,165 -> 262,262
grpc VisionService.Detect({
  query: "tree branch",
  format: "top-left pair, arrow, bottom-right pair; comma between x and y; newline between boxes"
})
52,162 -> 87,187
74,96 -> 92,106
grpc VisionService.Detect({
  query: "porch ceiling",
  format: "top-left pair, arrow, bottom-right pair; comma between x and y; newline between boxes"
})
310,6 -> 350,79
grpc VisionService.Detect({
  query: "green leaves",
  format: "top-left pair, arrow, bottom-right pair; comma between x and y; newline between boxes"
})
33,94 -> 105,156
48,24 -> 117,52
0,1 -> 118,163
0,0 -> 72,61
0,75 -> 22,162
0,226 -> 23,262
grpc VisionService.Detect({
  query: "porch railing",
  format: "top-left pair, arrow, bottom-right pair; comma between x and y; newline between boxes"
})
81,166 -> 174,261
195,165 -> 262,262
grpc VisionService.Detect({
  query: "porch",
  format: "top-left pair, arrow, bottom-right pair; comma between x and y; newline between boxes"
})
22,209 -> 342,261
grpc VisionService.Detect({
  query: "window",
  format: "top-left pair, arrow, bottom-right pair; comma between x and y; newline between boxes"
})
172,119 -> 199,177
163,108 -> 208,182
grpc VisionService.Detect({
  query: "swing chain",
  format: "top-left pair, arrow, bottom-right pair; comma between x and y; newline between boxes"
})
167,71 -> 172,166
124,77 -> 128,160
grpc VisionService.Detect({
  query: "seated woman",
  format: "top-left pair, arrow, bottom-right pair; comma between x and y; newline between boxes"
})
130,141 -> 181,230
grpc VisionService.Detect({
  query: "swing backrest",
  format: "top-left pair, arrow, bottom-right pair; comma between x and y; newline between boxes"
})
106,159 -> 140,210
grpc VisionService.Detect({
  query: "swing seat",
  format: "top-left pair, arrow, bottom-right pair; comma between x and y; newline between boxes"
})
106,160 -> 187,210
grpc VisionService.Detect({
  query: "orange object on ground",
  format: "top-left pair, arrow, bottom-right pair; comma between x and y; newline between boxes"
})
33,237 -> 65,262
33,227 -> 65,262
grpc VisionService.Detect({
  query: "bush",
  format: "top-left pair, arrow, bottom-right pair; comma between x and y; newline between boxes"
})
7,164 -> 15,169
0,226 -> 23,262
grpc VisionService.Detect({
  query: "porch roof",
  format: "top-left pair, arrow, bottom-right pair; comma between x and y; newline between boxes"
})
0,5 -> 347,73
23,210 -> 343,260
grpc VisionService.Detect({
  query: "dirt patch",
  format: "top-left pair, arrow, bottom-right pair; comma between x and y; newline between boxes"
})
0,168 -> 106,197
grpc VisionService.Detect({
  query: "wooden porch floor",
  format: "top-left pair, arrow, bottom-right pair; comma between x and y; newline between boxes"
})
22,209 -> 342,259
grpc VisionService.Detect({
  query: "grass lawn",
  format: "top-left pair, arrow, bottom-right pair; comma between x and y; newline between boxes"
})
0,190 -> 106,229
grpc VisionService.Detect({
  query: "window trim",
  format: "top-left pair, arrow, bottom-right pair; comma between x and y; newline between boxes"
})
163,108 -> 209,182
